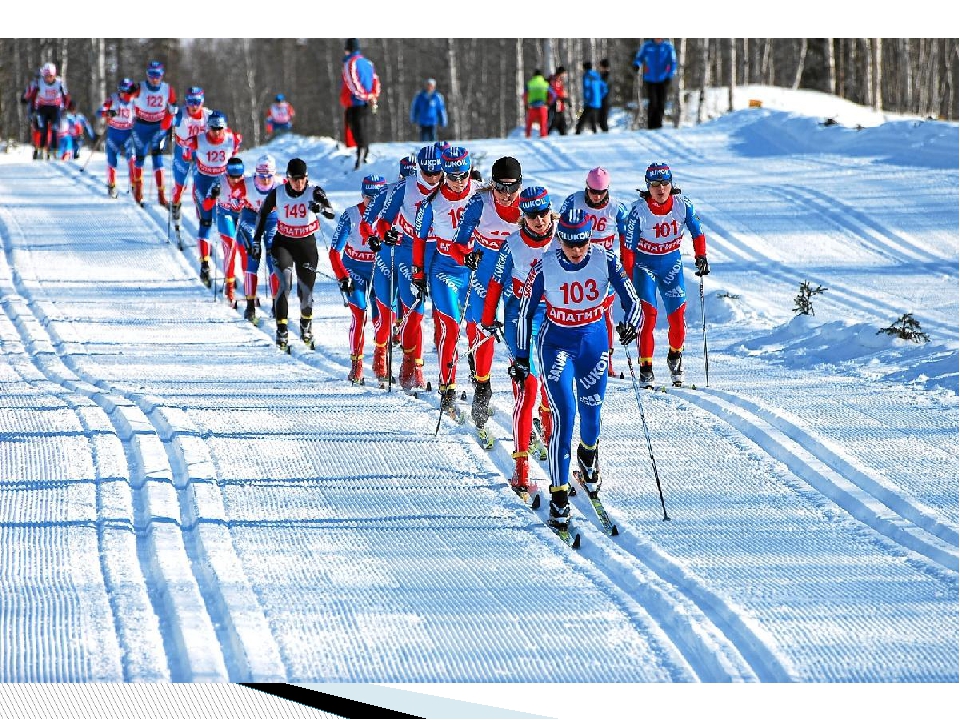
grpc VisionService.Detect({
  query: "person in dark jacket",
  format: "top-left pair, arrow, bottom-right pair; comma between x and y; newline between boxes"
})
340,38 -> 382,169
575,61 -> 607,135
598,58 -> 612,132
547,66 -> 568,135
409,78 -> 448,143
633,38 -> 677,130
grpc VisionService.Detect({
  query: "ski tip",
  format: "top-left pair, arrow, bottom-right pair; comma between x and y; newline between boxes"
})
531,494 -> 542,510
460,391 -> 467,401
572,534 -> 581,549
611,526 -> 620,536
426,381 -> 433,392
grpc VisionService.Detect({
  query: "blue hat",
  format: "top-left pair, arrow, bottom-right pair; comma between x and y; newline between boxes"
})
398,154 -> 417,178
186,86 -> 204,105
118,78 -> 135,94
519,186 -> 551,215
556,207 -> 593,245
416,144 -> 443,174
208,111 -> 227,130
362,174 -> 387,196
226,157 -> 244,177
644,162 -> 672,185
275,93 -> 285,102
441,146 -> 470,175
147,60 -> 165,79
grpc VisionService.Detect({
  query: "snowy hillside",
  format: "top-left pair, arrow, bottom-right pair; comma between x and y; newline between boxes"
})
0,86 -> 957,717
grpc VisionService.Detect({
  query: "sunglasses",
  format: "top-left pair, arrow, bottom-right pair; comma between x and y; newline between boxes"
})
147,72 -> 164,80
422,168 -> 443,177
586,187 -> 608,195
186,99 -> 202,106
446,171 -> 469,182
493,179 -> 522,194
647,180 -> 670,188
524,208 -> 551,220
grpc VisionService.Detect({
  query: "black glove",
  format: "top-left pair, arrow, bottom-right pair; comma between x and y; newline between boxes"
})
463,249 -> 483,271
367,234 -> 382,252
108,108 -> 118,117
248,242 -> 261,262
312,186 -> 330,206
481,319 -> 504,341
321,207 -> 336,219
308,200 -> 321,213
338,276 -> 354,294
694,255 -> 710,276
411,269 -> 428,300
508,358 -> 531,383
616,321 -> 638,346
209,184 -> 221,200
382,228 -> 400,247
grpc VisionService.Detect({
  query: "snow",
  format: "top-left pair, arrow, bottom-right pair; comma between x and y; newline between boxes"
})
0,85 -> 957,717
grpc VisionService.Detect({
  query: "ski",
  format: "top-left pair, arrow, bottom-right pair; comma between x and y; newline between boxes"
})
510,486 -> 580,549
529,433 -> 548,461
573,470 -> 619,536
476,426 -> 494,450
548,522 -> 582,549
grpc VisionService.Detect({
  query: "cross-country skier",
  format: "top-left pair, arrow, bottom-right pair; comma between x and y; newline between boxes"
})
265,94 -> 295,138
412,146 -> 481,418
363,145 -> 444,390
480,186 -> 556,489
183,110 -> 242,288
453,156 -> 522,444
515,207 -> 643,530
203,156 -> 249,306
129,61 -> 177,208
23,63 -> 69,160
171,86 -> 211,233
252,157 -> 336,352
330,174 -> 388,384
69,102 -> 96,160
236,154 -> 281,325
621,162 -> 709,387
98,78 -> 137,198
559,167 -> 630,378
360,153 -> 417,382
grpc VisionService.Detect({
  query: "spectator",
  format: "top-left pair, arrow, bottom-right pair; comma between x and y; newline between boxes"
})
575,61 -> 606,135
340,38 -> 382,170
598,58 -> 612,132
523,69 -> 554,138
547,66 -> 568,136
409,78 -> 448,143
633,38 -> 677,130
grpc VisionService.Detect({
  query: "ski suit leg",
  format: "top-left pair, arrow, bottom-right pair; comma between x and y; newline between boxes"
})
371,245 -> 396,350
430,260 -> 469,388
536,322 -> 577,490
466,267 -> 495,381
656,252 -> 687,353
270,240 -> 295,324
572,322 -> 610,450
292,237 -> 319,322
632,257 -> 660,363
344,258 -> 372,358
395,237 -> 424,361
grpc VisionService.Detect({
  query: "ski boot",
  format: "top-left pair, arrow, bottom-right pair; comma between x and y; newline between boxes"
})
107,183 -> 118,199
372,344 -> 388,382
577,443 -> 601,498
510,452 -> 529,495
440,385 -> 457,414
548,483 -> 571,529
243,299 -> 257,324
158,186 -> 169,209
539,404 -> 553,445
300,316 -> 315,349
224,278 -> 236,306
411,359 -> 426,391
637,362 -> 655,388
398,352 -> 416,391
667,349 -> 683,387
471,379 -> 492,428
607,348 -> 621,378
348,355 -> 364,385
132,169 -> 144,206
171,202 -> 182,230
276,321 -> 290,353
199,260 -> 212,288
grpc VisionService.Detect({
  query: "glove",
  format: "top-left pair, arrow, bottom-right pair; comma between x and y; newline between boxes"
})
338,276 -> 355,294
168,104 -> 178,117
321,207 -> 336,219
481,319 -> 504,341
108,108 -> 118,117
616,321 -> 638,346
312,186 -> 329,206
694,255 -> 710,276
507,358 -> 531,383
463,249 -> 483,271
308,200 -> 321,213
248,242 -> 261,262
411,268 -> 428,300
382,228 -> 400,247
209,184 -> 221,200
367,234 -> 382,252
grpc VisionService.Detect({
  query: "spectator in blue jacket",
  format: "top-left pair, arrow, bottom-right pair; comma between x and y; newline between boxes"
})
410,78 -> 448,143
633,38 -> 677,129
575,61 -> 607,135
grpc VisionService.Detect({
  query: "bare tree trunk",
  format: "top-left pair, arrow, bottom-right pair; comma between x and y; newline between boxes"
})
498,38 -> 507,136
447,38 -> 462,140
515,38 -> 525,131
741,38 -> 750,86
900,38 -> 913,113
761,39 -> 773,84
59,39 -> 68,88
792,38 -> 807,90
543,39 -> 554,75
872,38 -> 883,111
825,38 -> 837,95
241,39 -> 260,147
674,37 -> 686,127
728,38 -> 736,111
698,38 -> 710,124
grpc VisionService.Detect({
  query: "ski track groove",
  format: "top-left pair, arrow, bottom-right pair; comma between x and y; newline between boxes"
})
3,168 -> 279,681
663,386 -> 959,573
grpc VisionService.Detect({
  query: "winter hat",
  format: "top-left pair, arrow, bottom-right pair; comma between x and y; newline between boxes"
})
441,146 -> 471,175
286,158 -> 308,178
344,39 -> 360,53
256,154 -> 277,175
226,157 -> 245,178
362,174 -> 387,197
644,162 -> 672,185
491,156 -> 522,182
586,167 -> 611,192
519,186 -> 551,215
556,207 -> 593,245
416,144 -> 444,174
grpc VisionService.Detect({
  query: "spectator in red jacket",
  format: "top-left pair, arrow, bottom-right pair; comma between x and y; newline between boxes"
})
548,66 -> 568,136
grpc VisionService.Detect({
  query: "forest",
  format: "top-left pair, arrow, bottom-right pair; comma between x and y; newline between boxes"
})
2,38 -> 957,147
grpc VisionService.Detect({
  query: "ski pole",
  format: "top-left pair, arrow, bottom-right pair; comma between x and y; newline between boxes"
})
79,131 -> 103,173
387,246 -> 395,392
699,273 -> 709,386
622,341 -> 670,521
